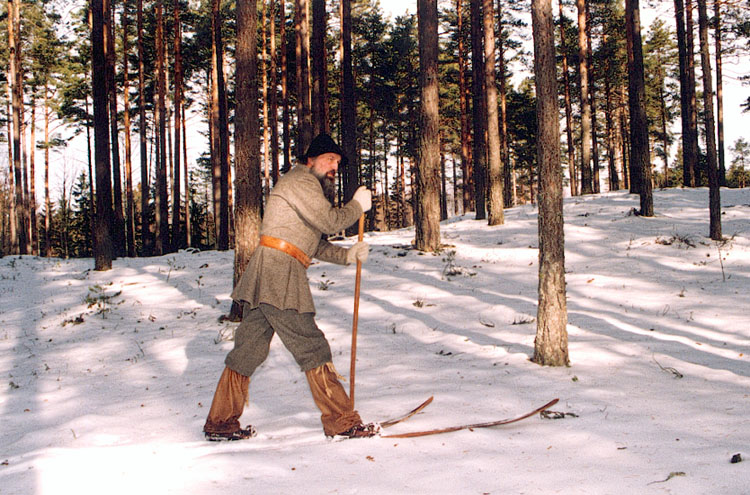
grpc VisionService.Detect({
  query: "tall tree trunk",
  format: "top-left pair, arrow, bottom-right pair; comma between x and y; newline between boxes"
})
625,0 -> 653,216
5,90 -> 17,254
44,86 -> 52,256
154,0 -> 169,254
585,0 -> 600,193
269,0 -> 280,185
576,0 -> 593,195
8,0 -> 27,255
531,0 -> 568,367
106,0 -> 125,257
714,0 -> 725,186
697,0 -> 721,240
172,0 -> 183,251
296,0 -> 313,152
281,0 -> 291,174
311,0 -> 328,135
341,0 -> 358,207
137,0 -> 150,255
470,0 -> 487,220
212,0 -> 230,250
92,0 -> 115,270
484,0 -> 504,226
262,0 -> 271,200
685,0 -> 699,186
122,0 -> 136,257
29,92 -> 37,255
559,0 -> 577,196
604,78 -> 619,191
232,0 -> 263,320
497,0 -> 511,208
457,0 -> 473,213
674,0 -> 695,188
182,102 -> 191,246
415,0 -> 441,252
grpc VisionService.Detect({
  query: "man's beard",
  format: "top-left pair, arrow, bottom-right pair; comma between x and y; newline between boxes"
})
311,168 -> 337,204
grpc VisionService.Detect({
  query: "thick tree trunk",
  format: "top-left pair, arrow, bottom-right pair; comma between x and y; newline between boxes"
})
576,0 -> 593,195
531,0 -> 569,367
697,0 -> 722,240
232,0 -> 263,320
341,0 -> 358,207
92,0 -> 114,270
470,0 -> 487,220
484,0 -> 504,226
106,0 -> 126,257
415,0 -> 441,252
625,0 -> 653,216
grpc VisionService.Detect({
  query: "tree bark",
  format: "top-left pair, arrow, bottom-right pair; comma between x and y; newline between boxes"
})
625,0 -> 653,216
8,0 -> 27,255
212,0 -> 230,250
92,0 -> 114,270
122,0 -> 136,257
155,0 -> 170,254
714,0 -> 725,185
415,0 -> 441,252
531,0 -> 569,367
232,0 -> 263,320
281,0 -> 291,174
296,0 -> 313,152
457,0 -> 473,213
137,0 -> 150,255
685,0 -> 699,186
576,0 -> 593,195
172,0 -> 183,251
697,0 -> 721,240
585,0 -> 600,193
484,0 -> 504,226
470,0 -> 487,220
312,0 -> 328,135
558,0 -> 577,196
341,0 -> 358,207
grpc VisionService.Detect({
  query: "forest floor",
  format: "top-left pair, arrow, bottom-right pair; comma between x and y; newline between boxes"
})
1,187 -> 749,494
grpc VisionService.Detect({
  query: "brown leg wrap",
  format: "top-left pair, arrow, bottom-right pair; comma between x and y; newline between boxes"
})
305,363 -> 362,436
203,367 -> 250,434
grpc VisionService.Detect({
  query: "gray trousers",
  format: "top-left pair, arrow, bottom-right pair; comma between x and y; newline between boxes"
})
225,303 -> 333,377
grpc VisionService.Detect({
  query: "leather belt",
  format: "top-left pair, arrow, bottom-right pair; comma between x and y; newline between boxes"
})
259,235 -> 312,269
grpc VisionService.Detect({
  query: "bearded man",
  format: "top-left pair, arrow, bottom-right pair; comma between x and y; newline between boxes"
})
203,133 -> 377,441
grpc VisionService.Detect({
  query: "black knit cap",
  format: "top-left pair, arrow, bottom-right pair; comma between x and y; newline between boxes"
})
302,133 -> 346,166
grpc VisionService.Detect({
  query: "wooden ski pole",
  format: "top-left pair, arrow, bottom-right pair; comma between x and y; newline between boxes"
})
349,214 -> 365,405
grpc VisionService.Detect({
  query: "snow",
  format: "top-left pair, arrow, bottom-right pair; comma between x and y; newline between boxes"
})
1,187 -> 749,494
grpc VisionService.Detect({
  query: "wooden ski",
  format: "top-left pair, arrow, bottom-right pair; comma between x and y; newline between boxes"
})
379,396 -> 434,428
381,398 -> 559,439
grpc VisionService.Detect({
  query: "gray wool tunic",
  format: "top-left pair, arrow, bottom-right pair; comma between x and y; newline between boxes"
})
230,165 -> 363,315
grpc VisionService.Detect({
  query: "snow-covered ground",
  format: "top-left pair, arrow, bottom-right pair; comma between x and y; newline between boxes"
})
1,188 -> 748,494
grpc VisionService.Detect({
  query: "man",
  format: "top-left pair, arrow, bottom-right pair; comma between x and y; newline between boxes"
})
203,133 -> 377,441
